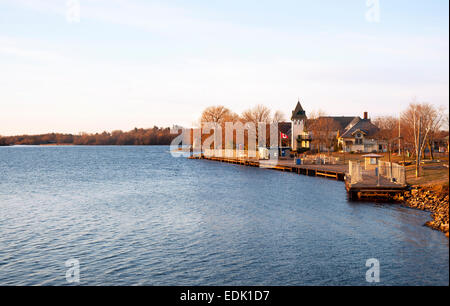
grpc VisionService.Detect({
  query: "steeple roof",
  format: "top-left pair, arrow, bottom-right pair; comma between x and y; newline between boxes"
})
291,100 -> 307,121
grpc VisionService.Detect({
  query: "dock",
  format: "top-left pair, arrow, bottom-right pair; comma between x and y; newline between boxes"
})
345,172 -> 408,201
189,155 -> 408,200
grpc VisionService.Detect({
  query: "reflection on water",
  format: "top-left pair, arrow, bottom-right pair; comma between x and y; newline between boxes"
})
0,146 -> 448,286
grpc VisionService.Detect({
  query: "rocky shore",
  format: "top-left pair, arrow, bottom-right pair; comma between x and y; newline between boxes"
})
395,184 -> 449,237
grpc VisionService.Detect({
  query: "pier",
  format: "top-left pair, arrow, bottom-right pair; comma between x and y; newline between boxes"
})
189,155 -> 408,200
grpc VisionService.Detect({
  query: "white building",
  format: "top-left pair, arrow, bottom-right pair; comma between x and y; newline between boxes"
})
290,100 -> 311,152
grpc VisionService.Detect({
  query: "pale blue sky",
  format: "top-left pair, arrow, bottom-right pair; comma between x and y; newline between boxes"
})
0,0 -> 448,135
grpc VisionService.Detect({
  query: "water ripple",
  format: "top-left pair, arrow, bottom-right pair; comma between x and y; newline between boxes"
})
0,146 -> 448,286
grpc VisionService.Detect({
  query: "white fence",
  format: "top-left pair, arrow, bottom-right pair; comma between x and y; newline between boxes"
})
347,160 -> 406,186
300,155 -> 341,165
348,161 -> 363,184
202,149 -> 259,159
378,161 -> 406,185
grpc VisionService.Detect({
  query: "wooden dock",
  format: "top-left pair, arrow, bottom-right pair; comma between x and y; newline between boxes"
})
345,172 -> 408,201
189,155 -> 408,201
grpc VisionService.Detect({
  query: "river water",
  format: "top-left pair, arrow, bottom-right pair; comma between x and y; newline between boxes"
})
0,146 -> 448,285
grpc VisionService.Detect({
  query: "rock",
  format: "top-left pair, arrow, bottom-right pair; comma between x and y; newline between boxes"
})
402,185 -> 449,236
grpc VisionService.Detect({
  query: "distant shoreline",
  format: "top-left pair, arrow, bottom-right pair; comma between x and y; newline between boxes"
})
1,144 -> 172,147
0,127 -> 178,146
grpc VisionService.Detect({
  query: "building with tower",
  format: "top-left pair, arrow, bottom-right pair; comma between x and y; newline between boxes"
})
287,100 -> 385,153
290,100 -> 311,152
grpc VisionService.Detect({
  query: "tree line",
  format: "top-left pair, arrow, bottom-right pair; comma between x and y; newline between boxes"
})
196,103 -> 449,178
0,127 -> 179,146
197,105 -> 288,149
373,102 -> 449,177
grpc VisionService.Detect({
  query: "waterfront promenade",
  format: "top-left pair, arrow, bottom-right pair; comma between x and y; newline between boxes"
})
190,155 -> 408,200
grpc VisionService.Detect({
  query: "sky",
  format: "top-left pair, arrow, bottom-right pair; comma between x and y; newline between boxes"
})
0,0 -> 448,135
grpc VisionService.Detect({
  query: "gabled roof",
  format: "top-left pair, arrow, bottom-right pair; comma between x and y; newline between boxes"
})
291,101 -> 307,121
344,117 -> 361,132
351,128 -> 367,136
304,116 -> 357,135
340,118 -> 379,138
319,116 -> 358,135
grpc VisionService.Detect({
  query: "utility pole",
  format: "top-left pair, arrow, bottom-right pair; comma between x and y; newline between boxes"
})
416,116 -> 422,178
388,141 -> 393,181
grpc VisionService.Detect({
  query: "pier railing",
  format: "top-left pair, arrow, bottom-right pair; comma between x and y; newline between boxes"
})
201,150 -> 344,164
300,155 -> 341,165
348,161 -> 363,184
202,149 -> 260,159
378,161 -> 406,185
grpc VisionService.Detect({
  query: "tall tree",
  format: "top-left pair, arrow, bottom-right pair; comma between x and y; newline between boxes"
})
401,102 -> 444,177
373,116 -> 398,143
199,105 -> 239,150
241,105 -> 272,147
373,116 -> 400,176
426,107 -> 446,160
307,110 -> 339,154
272,110 -> 286,124
200,106 -> 237,126
241,104 -> 272,125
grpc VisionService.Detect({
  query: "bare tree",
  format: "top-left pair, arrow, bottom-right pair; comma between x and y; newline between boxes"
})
426,107 -> 447,160
241,105 -> 272,124
198,105 -> 240,150
272,110 -> 286,124
444,112 -> 450,153
241,105 -> 273,147
373,116 -> 398,143
308,111 -> 339,154
200,106 -> 237,126
373,116 -> 400,175
373,116 -> 399,153
307,110 -> 324,121
401,102 -> 444,177
443,112 -> 449,131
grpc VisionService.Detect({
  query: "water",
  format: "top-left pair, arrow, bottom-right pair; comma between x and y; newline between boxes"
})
0,146 -> 448,286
